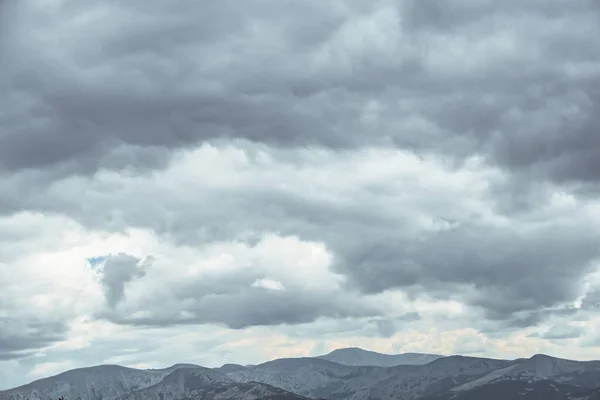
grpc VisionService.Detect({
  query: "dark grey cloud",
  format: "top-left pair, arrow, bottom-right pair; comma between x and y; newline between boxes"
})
399,312 -> 421,323
371,313 -> 421,338
106,289 -> 374,330
530,324 -> 586,340
98,253 -> 149,308
0,0 -> 598,189
397,0 -> 600,187
542,327 -> 585,341
0,0 -> 348,174
375,320 -> 396,338
328,215 -> 600,326
580,288 -> 600,311
492,308 -> 581,332
372,313 -> 421,339
0,317 -> 68,360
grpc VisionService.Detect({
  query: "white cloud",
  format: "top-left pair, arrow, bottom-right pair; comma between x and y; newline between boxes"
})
252,278 -> 286,291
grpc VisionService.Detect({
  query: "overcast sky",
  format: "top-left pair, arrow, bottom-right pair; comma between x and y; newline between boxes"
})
1,0 -> 600,390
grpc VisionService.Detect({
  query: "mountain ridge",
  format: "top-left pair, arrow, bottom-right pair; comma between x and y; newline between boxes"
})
317,347 -> 443,367
3,348 -> 600,400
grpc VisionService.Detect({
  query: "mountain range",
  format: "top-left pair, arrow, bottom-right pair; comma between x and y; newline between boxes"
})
2,348 -> 600,400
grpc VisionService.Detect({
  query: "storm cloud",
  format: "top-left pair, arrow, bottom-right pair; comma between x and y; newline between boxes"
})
2,0 -> 599,183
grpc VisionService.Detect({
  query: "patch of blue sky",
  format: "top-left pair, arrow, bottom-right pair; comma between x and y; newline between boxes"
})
87,255 -> 108,268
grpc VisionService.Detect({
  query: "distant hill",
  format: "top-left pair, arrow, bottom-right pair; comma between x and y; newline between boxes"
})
213,363 -> 248,374
148,363 -> 201,373
316,347 -> 443,367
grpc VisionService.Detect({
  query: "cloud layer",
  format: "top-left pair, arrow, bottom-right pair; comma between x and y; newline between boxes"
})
1,0 -> 599,390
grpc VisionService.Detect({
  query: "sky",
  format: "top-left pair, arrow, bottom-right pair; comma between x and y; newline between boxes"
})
1,0 -> 600,391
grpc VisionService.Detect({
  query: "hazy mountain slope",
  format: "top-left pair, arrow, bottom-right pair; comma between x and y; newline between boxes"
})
226,355 -> 514,400
0,365 -> 167,400
452,354 -> 600,391
362,356 -> 515,400
503,354 -> 600,387
317,348 -> 443,367
226,357 -> 393,399
419,379 -> 597,400
121,367 -> 312,400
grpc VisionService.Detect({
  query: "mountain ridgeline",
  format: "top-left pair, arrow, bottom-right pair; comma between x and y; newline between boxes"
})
316,347 -> 442,367
2,348 -> 600,400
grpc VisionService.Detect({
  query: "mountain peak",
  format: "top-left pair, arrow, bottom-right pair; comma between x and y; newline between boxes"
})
165,363 -> 201,370
326,347 -> 379,355
147,363 -> 201,373
317,347 -> 443,367
214,363 -> 248,374
530,353 -> 555,360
